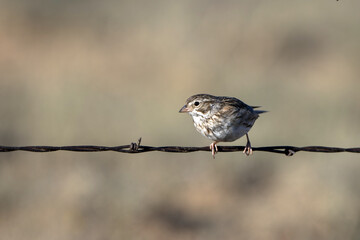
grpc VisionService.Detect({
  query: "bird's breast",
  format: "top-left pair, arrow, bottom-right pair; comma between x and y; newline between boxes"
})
191,113 -> 255,142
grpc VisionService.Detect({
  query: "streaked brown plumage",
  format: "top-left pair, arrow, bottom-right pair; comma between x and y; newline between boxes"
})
179,94 -> 266,158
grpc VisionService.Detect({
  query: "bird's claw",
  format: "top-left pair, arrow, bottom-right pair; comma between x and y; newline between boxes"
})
243,145 -> 252,156
243,133 -> 252,156
210,142 -> 218,158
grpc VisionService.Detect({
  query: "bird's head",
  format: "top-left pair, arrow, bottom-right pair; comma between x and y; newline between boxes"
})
179,94 -> 217,118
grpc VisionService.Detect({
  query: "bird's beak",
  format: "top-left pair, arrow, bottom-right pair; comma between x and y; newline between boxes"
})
179,105 -> 190,113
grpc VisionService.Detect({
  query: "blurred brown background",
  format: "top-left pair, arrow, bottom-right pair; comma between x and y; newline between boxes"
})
1,0 -> 360,239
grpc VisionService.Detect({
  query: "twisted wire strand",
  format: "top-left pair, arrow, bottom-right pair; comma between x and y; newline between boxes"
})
0,138 -> 359,156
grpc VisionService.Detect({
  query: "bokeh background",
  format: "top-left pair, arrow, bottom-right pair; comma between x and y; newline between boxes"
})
1,0 -> 360,239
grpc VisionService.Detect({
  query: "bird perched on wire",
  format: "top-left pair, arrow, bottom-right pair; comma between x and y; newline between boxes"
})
179,94 -> 266,158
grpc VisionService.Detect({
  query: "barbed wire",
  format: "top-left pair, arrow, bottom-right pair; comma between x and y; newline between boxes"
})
0,138 -> 359,156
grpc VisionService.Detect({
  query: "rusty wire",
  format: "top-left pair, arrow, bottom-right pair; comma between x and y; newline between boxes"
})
0,138 -> 359,156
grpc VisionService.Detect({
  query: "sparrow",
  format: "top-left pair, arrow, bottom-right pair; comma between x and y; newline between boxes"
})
179,94 -> 266,158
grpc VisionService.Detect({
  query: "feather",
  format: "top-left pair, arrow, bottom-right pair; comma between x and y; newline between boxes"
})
254,110 -> 267,114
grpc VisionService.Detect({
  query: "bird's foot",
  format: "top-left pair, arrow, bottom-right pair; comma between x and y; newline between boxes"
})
243,134 -> 252,156
210,142 -> 218,158
243,144 -> 252,156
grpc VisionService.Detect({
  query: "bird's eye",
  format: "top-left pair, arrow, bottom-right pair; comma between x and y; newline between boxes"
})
194,101 -> 200,106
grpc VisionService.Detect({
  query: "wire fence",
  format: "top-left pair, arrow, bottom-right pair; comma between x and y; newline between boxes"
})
0,138 -> 359,156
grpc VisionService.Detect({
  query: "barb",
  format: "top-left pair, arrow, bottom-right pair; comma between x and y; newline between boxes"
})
0,138 -> 359,156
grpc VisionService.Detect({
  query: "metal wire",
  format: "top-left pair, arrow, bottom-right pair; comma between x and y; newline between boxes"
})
0,138 -> 359,156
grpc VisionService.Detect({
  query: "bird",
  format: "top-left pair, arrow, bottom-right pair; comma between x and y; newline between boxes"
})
179,94 -> 266,158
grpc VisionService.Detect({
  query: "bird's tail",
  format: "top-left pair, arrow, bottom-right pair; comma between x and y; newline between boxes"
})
252,106 -> 267,114
254,110 -> 267,114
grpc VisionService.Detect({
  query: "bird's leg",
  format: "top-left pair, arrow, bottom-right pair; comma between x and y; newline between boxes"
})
210,141 -> 218,158
243,133 -> 252,156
